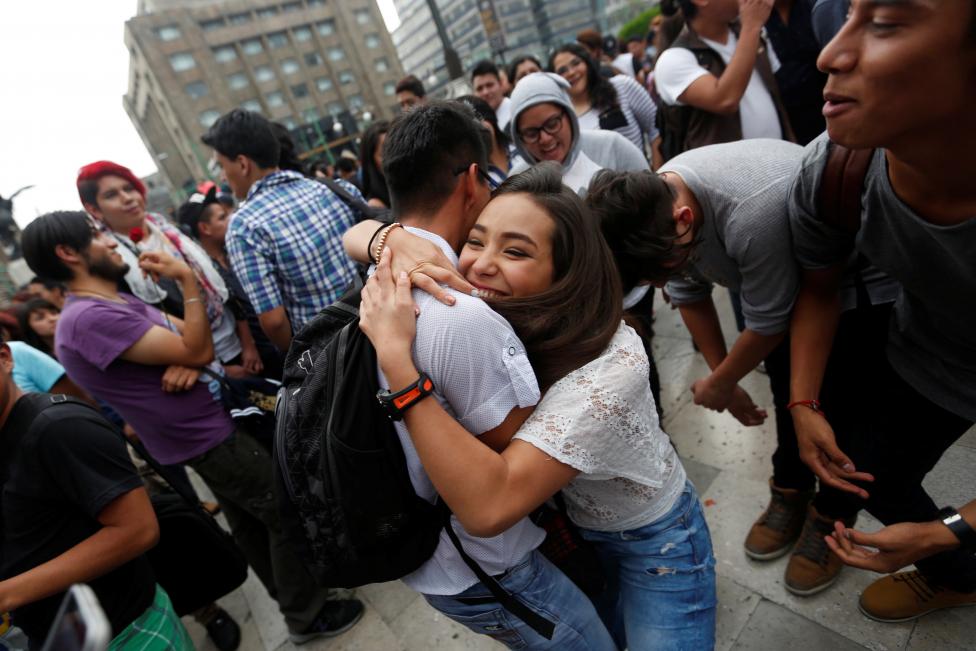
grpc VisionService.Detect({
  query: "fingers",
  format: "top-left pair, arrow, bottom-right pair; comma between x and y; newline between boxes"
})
412,273 -> 456,306
810,451 -> 871,498
423,265 -> 474,296
395,271 -> 418,316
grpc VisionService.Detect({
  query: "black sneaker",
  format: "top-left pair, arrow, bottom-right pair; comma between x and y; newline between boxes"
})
205,608 -> 241,651
288,599 -> 365,645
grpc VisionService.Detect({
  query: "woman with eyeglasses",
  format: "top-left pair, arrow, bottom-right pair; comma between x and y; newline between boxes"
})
508,73 -> 648,195
548,43 -> 659,154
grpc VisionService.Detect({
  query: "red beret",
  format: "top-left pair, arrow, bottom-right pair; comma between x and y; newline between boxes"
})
76,160 -> 147,205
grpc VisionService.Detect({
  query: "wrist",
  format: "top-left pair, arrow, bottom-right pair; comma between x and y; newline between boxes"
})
925,520 -> 960,554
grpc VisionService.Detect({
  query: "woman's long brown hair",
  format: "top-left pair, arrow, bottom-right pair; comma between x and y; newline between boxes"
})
486,163 -> 623,392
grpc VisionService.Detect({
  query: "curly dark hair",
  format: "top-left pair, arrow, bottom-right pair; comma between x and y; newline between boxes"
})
548,43 -> 619,112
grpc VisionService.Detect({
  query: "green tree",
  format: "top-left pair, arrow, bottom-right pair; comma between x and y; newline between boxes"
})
618,6 -> 662,43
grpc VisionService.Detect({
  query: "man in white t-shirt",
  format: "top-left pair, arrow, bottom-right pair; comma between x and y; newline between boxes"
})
471,60 -> 513,131
654,0 -> 792,155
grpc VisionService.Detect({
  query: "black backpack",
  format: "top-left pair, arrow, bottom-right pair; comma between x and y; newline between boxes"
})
273,282 -> 557,639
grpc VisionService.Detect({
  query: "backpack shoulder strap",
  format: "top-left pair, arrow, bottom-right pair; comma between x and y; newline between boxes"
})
318,177 -> 391,224
818,143 -> 874,234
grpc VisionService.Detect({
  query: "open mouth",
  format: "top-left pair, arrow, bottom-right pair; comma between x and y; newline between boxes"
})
823,92 -> 856,118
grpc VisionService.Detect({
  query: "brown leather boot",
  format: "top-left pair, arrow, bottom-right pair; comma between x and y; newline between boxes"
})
785,505 -> 854,596
744,479 -> 814,560
859,571 -> 976,622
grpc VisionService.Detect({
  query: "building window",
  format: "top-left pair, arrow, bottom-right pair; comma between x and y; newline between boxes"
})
241,38 -> 263,55
282,2 -> 302,12
283,116 -> 297,129
254,65 -> 275,82
338,70 -> 354,85
156,25 -> 181,41
293,26 -> 312,42
200,109 -> 221,127
354,8 -> 370,25
266,91 -> 285,107
328,46 -> 345,61
304,52 -> 323,67
256,7 -> 279,18
228,12 -> 251,25
307,0 -> 326,6
364,34 -> 380,49
227,72 -> 249,90
327,102 -> 343,116
374,57 -> 389,72
200,18 -> 225,31
303,107 -> 320,123
242,98 -> 262,113
315,76 -> 333,92
169,52 -> 196,72
280,58 -> 301,75
185,81 -> 209,98
213,45 -> 237,63
316,20 -> 335,36
348,94 -> 364,110
267,31 -> 288,49
291,83 -> 309,99
383,81 -> 395,96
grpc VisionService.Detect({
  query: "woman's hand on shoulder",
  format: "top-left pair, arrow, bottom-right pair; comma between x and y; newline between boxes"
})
360,248 -> 419,368
386,227 -> 474,305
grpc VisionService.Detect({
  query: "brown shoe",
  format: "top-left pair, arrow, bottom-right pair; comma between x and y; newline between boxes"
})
859,571 -> 976,623
785,505 -> 853,596
744,480 -> 814,560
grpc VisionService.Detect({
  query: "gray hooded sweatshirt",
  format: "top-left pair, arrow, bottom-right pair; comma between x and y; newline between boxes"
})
508,73 -> 648,195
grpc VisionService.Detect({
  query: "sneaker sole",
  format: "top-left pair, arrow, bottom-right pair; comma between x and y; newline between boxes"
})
857,599 -> 976,624
785,573 -> 841,597
744,545 -> 794,561
288,608 -> 365,645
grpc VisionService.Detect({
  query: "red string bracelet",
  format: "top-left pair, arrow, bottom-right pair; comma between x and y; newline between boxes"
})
787,399 -> 823,414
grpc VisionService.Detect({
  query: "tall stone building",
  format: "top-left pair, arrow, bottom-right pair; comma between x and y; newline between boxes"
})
124,0 -> 403,193
392,0 -> 605,96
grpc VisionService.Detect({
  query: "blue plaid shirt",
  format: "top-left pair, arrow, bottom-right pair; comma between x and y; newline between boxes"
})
226,170 -> 359,329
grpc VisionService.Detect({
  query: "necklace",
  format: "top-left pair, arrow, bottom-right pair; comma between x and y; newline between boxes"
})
69,289 -> 127,304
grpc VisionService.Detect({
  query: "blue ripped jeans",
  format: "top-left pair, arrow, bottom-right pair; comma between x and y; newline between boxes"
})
580,480 -> 717,651
424,551 -> 617,650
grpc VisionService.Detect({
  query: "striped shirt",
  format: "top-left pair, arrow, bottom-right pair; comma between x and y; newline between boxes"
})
578,74 -> 659,151
226,170 -> 359,330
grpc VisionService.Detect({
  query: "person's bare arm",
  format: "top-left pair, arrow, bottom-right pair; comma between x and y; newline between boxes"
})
236,319 -> 263,375
790,265 -> 874,497
827,500 -> 976,574
258,306 -> 292,352
0,488 -> 158,613
121,252 -> 214,367
676,0 -> 773,114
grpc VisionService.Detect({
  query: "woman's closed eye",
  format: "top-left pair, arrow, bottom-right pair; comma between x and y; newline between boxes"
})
465,237 -> 484,249
504,248 -> 530,258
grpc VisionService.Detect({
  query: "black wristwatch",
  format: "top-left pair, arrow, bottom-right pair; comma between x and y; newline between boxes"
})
377,372 -> 435,421
937,507 -> 976,551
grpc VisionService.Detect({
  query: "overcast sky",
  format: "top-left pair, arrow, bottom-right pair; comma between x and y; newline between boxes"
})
0,0 -> 400,228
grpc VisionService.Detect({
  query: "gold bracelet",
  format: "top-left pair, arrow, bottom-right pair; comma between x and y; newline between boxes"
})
373,222 -> 403,263
184,297 -> 203,305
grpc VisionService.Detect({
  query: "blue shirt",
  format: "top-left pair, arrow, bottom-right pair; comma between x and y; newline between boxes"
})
226,170 -> 360,330
9,342 -> 65,393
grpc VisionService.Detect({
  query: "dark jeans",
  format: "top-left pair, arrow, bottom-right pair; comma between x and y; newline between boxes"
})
811,304 -> 976,591
765,336 -> 817,491
187,430 -> 331,632
625,287 -> 664,422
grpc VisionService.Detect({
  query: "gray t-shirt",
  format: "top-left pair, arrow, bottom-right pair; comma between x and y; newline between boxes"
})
790,134 -> 976,422
662,139 -> 804,335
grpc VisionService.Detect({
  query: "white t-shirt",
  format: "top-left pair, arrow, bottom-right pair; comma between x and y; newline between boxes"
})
612,52 -> 635,77
495,96 -> 513,132
654,29 -> 782,140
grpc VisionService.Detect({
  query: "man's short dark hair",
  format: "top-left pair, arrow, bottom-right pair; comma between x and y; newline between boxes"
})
382,101 -> 489,218
22,211 -> 94,282
395,74 -> 426,97
201,109 -> 280,168
336,158 -> 357,174
470,59 -> 500,82
28,276 -> 66,292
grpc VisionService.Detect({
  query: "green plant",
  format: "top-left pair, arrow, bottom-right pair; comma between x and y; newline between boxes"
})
618,6 -> 662,43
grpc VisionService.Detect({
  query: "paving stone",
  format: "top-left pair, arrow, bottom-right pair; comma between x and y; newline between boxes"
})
389,596 -> 503,650
731,599 -> 871,651
906,605 -> 976,651
680,455 -> 723,497
955,425 -> 976,449
922,443 -> 976,509
715,575 -> 762,651
356,580 -> 421,626
272,606 -> 403,651
701,471 -> 913,651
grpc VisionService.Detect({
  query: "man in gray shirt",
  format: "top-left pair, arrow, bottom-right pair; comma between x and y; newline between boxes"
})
788,0 -> 976,623
589,138 -> 854,595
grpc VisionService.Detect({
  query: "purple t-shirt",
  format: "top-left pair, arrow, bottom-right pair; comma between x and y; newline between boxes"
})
56,293 -> 234,465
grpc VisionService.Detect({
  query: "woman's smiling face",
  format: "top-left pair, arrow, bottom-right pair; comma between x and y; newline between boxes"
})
459,193 -> 555,298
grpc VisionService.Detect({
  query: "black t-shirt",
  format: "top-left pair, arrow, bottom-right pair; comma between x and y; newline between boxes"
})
0,395 -> 155,642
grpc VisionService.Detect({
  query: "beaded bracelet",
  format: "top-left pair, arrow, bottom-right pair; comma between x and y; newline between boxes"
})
373,222 -> 403,264
366,222 -> 391,263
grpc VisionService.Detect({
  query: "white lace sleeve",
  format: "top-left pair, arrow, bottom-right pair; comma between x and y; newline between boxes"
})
514,324 -> 671,487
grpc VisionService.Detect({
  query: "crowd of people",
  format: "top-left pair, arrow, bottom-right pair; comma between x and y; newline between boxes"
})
1,0 -> 975,649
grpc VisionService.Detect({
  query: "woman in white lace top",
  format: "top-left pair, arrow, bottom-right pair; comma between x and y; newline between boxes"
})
360,164 -> 716,650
